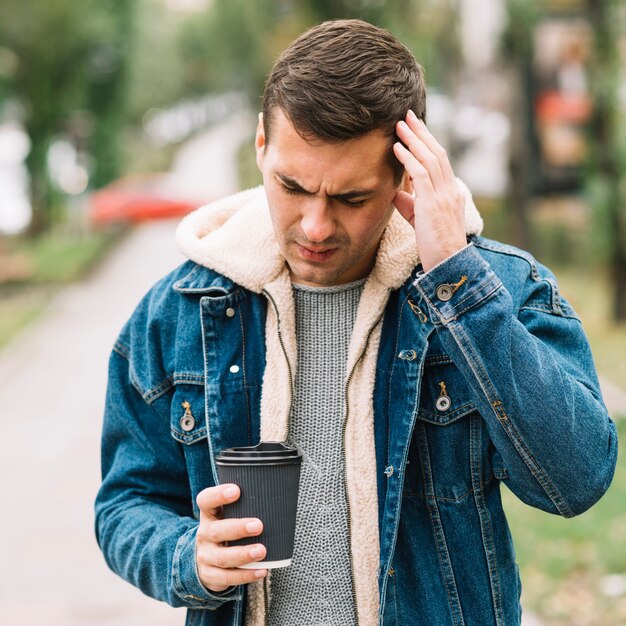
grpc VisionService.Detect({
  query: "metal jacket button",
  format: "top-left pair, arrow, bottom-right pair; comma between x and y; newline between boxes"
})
226,307 -> 235,317
384,465 -> 394,477
229,364 -> 240,373
180,401 -> 195,431
180,415 -> 195,431
436,395 -> 452,411
436,284 -> 454,301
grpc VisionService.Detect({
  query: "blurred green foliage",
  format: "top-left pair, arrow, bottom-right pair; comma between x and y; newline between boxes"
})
0,0 -> 134,234
584,0 -> 626,320
176,0 -> 462,103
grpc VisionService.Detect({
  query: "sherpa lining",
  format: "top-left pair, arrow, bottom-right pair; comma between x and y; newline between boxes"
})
176,181 -> 483,625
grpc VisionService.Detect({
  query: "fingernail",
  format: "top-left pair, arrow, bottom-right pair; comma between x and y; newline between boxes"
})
255,569 -> 267,578
246,520 -> 262,533
398,120 -> 409,131
408,109 -> 417,121
250,546 -> 264,558
224,486 -> 238,499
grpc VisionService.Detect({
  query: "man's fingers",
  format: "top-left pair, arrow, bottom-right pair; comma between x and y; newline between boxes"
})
393,142 -> 433,192
404,110 -> 456,182
202,541 -> 267,570
196,484 -> 240,519
197,564 -> 268,591
198,517 -> 264,544
396,120 -> 444,188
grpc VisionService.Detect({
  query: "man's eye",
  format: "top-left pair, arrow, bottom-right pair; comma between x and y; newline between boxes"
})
341,198 -> 367,208
279,182 -> 365,207
279,183 -> 301,195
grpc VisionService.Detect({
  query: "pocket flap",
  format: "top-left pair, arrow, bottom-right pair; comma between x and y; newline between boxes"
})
417,355 -> 477,425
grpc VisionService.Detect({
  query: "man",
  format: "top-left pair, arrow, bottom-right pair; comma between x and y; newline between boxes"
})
95,19 -> 618,626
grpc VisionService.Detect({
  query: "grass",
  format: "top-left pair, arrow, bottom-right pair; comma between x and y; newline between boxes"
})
551,265 -> 626,391
0,225 -> 125,349
0,289 -> 51,350
6,227 -> 124,284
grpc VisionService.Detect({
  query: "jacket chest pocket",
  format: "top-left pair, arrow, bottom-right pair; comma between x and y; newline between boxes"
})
170,383 -> 214,518
404,355 -> 481,503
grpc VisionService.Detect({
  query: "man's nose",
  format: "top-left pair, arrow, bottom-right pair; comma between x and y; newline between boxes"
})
300,198 -> 336,243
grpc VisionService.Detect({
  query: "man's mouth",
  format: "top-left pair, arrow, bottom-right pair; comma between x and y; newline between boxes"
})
295,243 -> 338,262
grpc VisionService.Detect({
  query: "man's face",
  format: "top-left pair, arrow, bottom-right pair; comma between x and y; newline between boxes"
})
256,109 -> 407,287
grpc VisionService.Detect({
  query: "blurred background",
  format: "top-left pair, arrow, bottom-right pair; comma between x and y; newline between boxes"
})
0,0 -> 625,625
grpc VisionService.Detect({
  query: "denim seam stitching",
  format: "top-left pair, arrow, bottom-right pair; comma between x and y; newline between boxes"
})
379,342 -> 427,622
201,298 -> 220,486
472,239 -> 540,280
143,373 -> 206,405
419,275 -> 502,324
173,263 -> 201,292
490,399 -> 574,517
441,278 -> 503,321
171,426 -> 208,445
520,304 -> 581,321
113,341 -> 130,359
470,415 -> 505,626
418,401 -> 476,423
386,294 -> 410,468
417,421 -> 466,626
144,378 -> 174,404
403,476 -> 494,502
424,355 -> 453,366
237,302 -> 253,447
441,274 -> 502,311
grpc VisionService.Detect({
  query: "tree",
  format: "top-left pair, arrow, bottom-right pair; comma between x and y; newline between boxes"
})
586,0 -> 626,320
500,0 -> 540,252
0,0 -> 134,235
177,0 -> 459,108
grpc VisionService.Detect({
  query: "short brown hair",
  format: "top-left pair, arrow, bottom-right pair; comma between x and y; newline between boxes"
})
262,19 -> 427,182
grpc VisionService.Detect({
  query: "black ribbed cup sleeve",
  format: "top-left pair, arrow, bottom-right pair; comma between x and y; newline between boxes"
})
218,463 -> 301,561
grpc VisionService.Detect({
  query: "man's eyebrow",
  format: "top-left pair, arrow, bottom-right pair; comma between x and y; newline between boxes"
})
276,173 -> 377,199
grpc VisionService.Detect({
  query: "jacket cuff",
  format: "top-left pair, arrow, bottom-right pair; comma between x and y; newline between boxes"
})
172,525 -> 243,608
412,243 -> 502,324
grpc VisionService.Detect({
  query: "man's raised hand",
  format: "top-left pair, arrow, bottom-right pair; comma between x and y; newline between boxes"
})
392,110 -> 467,272
195,484 -> 268,592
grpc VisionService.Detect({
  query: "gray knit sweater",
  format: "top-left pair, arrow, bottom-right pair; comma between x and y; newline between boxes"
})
267,279 -> 366,626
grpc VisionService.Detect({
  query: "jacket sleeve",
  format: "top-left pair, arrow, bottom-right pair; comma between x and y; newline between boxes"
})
412,242 -> 618,517
94,344 -> 242,611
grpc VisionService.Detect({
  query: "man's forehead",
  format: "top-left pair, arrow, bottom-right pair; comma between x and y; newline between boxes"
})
266,110 -> 393,182
266,107 -> 390,150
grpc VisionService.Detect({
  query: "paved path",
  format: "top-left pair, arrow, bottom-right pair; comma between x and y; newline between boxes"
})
0,110 -> 256,626
0,220 -> 187,626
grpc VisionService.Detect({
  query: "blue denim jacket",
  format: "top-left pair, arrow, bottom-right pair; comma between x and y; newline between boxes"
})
95,235 -> 618,626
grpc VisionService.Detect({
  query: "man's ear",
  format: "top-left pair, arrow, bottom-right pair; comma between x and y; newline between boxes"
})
255,112 -> 266,171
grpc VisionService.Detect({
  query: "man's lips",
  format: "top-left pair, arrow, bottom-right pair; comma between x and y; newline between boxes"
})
295,242 -> 338,262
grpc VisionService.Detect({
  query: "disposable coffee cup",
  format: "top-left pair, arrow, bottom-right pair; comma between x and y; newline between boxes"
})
215,441 -> 302,569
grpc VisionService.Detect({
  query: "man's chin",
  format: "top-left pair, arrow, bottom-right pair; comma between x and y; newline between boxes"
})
287,259 -> 344,288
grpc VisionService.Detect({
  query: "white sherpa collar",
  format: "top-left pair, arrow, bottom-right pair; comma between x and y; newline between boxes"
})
175,180 -> 483,289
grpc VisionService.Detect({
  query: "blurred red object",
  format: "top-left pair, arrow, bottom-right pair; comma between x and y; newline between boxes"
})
89,174 -> 203,226
535,91 -> 592,124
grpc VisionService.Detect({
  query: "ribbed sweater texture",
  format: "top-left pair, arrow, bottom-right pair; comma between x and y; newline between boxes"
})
267,279 -> 366,625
